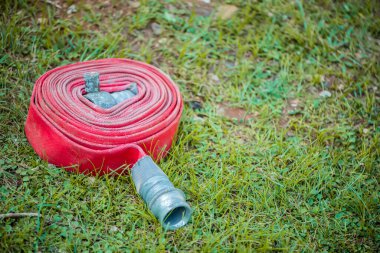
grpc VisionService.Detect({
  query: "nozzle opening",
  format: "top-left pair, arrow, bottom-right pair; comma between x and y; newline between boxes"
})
131,156 -> 192,230
163,205 -> 191,230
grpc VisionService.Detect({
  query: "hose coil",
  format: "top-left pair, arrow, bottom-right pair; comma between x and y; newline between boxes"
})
25,58 -> 183,175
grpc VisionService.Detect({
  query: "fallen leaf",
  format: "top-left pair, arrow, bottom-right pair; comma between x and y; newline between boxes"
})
324,75 -> 336,89
195,7 -> 212,17
109,226 -> 119,233
208,73 -> 220,83
151,22 -> 162,35
158,38 -> 168,44
216,5 -> 238,20
67,4 -> 77,15
187,0 -> 213,17
217,104 -> 256,121
289,99 -> 300,108
319,90 -> 332,98
193,116 -> 206,123
286,130 -> 295,137
283,99 -> 303,116
224,60 -> 236,68
130,1 -> 140,8
44,0 -> 62,9
255,167 -> 263,173
37,18 -> 47,24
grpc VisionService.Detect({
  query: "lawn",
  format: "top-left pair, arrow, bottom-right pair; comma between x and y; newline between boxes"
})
0,0 -> 379,251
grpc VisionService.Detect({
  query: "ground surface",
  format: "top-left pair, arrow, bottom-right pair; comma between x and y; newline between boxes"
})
0,0 -> 379,252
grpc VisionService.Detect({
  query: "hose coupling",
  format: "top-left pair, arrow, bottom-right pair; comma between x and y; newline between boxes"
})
131,156 -> 192,230
83,72 -> 138,109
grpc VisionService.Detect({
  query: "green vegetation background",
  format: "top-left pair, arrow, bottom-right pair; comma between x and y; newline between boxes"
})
0,0 -> 379,251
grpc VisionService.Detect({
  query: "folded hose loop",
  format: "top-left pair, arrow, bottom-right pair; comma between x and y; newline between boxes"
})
25,58 -> 183,175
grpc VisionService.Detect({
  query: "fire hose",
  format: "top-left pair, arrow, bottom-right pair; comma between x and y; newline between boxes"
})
24,58 -> 192,230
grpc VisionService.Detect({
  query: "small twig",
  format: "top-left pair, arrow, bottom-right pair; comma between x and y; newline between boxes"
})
0,213 -> 39,219
42,0 -> 62,9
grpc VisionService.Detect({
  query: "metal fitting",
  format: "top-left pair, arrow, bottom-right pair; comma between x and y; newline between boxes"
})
111,83 -> 138,103
83,72 -> 138,109
85,91 -> 117,109
131,156 -> 192,230
84,72 -> 100,93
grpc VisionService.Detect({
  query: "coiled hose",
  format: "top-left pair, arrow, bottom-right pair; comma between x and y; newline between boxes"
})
24,58 -> 191,230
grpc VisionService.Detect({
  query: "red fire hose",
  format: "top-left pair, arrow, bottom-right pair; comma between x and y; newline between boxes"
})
25,58 -> 183,175
25,58 -> 192,230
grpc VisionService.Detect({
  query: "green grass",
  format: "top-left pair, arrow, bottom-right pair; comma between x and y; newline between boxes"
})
0,0 -> 379,251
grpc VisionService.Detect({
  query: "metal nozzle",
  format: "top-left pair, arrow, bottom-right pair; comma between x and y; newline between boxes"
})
131,156 -> 192,230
